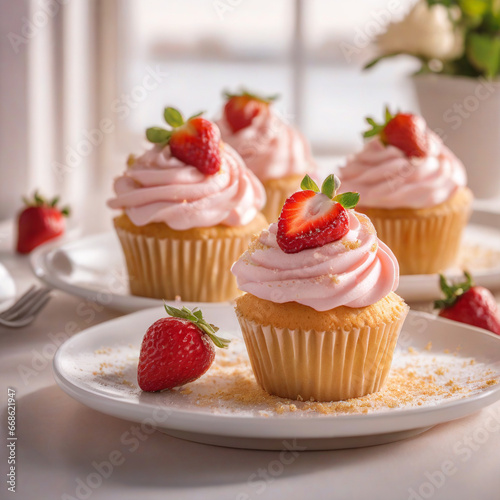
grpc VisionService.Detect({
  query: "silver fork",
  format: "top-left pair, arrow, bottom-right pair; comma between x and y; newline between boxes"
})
0,286 -> 53,328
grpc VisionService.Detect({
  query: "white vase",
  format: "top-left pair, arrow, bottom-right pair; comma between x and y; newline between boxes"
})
412,74 -> 500,199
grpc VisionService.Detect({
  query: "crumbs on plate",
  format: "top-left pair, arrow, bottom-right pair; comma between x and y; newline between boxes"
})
80,340 -> 500,418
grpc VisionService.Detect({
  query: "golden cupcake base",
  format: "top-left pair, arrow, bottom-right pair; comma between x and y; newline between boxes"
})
235,293 -> 409,402
114,213 -> 268,302
357,187 -> 473,275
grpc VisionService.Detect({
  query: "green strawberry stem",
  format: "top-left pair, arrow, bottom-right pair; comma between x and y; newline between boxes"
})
363,106 -> 396,141
299,174 -> 360,210
434,271 -> 474,309
333,192 -> 360,210
22,190 -> 70,217
223,88 -> 279,103
164,304 -> 231,349
146,107 -> 205,145
300,174 -> 319,192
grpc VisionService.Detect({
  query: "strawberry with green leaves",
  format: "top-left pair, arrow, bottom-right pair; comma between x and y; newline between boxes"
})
435,272 -> 500,336
146,107 -> 222,175
223,89 -> 278,133
16,191 -> 70,254
364,107 -> 430,158
276,174 -> 360,254
138,305 -> 230,392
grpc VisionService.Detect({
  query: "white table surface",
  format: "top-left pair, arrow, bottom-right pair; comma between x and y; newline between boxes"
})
1,219 -> 500,500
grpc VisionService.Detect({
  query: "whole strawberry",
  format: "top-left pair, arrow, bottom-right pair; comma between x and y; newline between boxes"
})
435,272 -> 500,336
146,107 -> 222,175
276,174 -> 360,254
138,305 -> 230,392
364,107 -> 430,158
16,191 -> 70,254
223,89 -> 277,133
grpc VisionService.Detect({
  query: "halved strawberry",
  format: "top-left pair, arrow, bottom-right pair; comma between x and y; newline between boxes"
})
276,174 -> 360,254
364,107 -> 430,158
146,108 -> 222,175
223,90 -> 277,133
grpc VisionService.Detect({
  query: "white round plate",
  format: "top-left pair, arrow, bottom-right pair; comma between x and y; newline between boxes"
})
31,223 -> 500,311
400,222 -> 500,302
0,262 -> 16,308
53,305 -> 500,451
29,232 -> 223,313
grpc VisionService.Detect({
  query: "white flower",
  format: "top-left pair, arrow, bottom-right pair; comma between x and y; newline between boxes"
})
377,1 -> 464,61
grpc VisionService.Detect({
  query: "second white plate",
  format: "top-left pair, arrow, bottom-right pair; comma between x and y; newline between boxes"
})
0,262 -> 16,308
31,223 -> 500,312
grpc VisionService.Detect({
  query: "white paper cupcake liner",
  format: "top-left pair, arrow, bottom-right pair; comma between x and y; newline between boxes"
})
236,312 -> 407,402
115,228 -> 252,302
367,207 -> 469,275
262,178 -> 301,223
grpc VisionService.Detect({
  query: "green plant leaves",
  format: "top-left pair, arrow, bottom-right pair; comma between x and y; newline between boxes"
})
163,304 -> 231,349
34,191 -> 44,206
459,0 -> 489,19
300,175 -> 319,192
146,107 -> 204,144
333,192 -> 360,210
164,107 -> 184,127
427,0 -> 456,7
299,174 -> 359,208
363,118 -> 382,138
363,52 -> 405,71
363,106 -> 396,139
188,111 -> 204,121
434,271 -> 474,308
223,88 -> 279,103
368,2 -> 500,78
320,174 -> 339,199
146,127 -> 171,144
384,106 -> 394,122
467,33 -> 500,78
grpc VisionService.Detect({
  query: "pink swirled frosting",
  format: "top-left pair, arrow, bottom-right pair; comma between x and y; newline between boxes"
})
339,137 -> 467,209
107,144 -> 266,230
217,110 -> 317,182
231,211 -> 399,311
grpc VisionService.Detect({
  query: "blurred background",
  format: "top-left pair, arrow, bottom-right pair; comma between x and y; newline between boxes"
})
0,0 -> 419,229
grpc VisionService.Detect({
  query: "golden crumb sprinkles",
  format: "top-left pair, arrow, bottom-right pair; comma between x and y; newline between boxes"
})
458,244 -> 500,271
341,239 -> 361,250
79,340 -> 500,418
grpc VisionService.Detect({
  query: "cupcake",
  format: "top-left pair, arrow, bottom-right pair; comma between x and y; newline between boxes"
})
231,174 -> 409,402
217,90 -> 317,222
339,108 -> 473,275
107,107 -> 267,302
